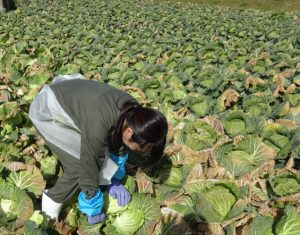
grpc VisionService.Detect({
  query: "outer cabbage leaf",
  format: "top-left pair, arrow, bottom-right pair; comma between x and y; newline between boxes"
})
169,196 -> 196,222
284,106 -> 300,126
77,215 -> 102,235
0,102 -> 22,125
247,215 -> 274,235
122,175 -> 136,194
0,143 -> 20,162
65,206 -> 80,230
155,209 -> 190,235
159,165 -> 183,188
24,220 -> 48,235
7,165 -> 46,198
103,223 -> 120,235
194,186 -> 236,223
222,111 -> 247,137
275,206 -> 300,235
159,103 -> 180,126
284,93 -> 300,106
222,111 -> 265,137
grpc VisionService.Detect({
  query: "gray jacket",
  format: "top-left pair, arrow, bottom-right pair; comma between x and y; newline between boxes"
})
29,75 -> 135,195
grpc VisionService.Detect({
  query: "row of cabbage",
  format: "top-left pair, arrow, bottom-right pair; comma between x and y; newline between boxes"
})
0,0 -> 300,234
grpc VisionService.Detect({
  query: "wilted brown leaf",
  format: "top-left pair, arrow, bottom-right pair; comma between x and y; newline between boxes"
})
245,77 -> 266,88
286,84 -> 296,93
180,146 -> 211,165
3,161 -> 27,171
206,166 -> 233,180
220,89 -> 239,109
277,192 -> 300,203
167,123 -> 175,143
55,220 -> 73,235
221,212 -> 251,228
156,207 -> 191,234
259,52 -> 270,59
135,168 -> 154,194
197,222 -> 225,235
22,144 -> 37,156
237,161 -> 275,186
163,145 -> 182,156
0,73 -> 11,84
0,92 -> 9,103
203,115 -> 225,135
175,107 -> 188,118
186,163 -> 204,183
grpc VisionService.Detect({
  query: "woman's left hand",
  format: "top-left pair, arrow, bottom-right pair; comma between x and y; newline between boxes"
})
108,179 -> 131,207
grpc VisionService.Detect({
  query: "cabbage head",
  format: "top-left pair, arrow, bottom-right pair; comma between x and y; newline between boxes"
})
113,209 -> 144,235
275,206 -> 300,235
175,120 -> 217,151
222,111 -> 263,137
268,171 -> 300,197
261,123 -> 292,160
214,136 -> 276,178
159,165 -> 183,188
38,155 -> 58,179
187,94 -> 210,117
128,193 -> 161,235
242,95 -> 272,117
0,143 -> 20,162
246,215 -> 274,235
185,181 -> 242,223
0,184 -> 34,231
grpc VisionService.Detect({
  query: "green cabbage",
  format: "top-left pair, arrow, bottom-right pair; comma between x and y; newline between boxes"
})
269,171 -> 300,197
185,181 -> 241,223
0,184 -> 34,231
113,209 -> 144,235
243,95 -> 272,117
175,120 -> 217,151
214,136 -> 276,178
159,165 -> 183,188
38,155 -> 58,179
247,216 -> 274,235
275,206 -> 300,235
128,193 -> 161,235
261,123 -> 292,159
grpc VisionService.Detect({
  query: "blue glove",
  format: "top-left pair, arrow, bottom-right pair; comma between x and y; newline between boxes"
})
78,189 -> 103,216
87,212 -> 106,224
108,178 -> 131,207
110,152 -> 128,180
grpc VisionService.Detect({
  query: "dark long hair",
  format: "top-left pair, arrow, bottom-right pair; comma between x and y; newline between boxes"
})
107,101 -> 168,166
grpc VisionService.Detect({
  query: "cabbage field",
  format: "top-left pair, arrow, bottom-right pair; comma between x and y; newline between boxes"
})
1,0 -> 300,234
